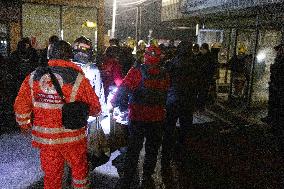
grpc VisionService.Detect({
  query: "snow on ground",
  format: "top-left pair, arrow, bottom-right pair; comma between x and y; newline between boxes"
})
0,112 -> 214,189
0,133 -> 43,189
94,150 -> 120,178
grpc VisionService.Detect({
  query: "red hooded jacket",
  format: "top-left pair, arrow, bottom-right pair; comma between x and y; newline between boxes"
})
14,59 -> 101,148
112,46 -> 170,121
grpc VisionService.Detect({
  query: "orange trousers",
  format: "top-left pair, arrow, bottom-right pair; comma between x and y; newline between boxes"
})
39,142 -> 89,189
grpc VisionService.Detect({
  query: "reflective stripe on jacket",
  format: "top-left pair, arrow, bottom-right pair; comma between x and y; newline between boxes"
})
14,59 -> 101,148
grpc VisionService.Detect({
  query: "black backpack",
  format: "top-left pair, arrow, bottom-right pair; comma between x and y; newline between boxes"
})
47,67 -> 89,130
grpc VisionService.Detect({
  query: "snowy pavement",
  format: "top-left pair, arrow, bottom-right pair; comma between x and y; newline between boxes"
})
0,131 -> 122,189
0,112 -> 214,189
0,133 -> 43,189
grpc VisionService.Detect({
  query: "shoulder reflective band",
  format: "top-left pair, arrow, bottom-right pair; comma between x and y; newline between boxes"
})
29,72 -> 35,104
70,73 -> 84,102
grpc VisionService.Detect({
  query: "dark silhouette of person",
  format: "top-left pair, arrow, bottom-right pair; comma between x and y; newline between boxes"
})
10,37 -> 39,92
266,44 -> 284,156
38,35 -> 59,67
161,40 -> 202,188
113,45 -> 170,189
197,43 -> 217,109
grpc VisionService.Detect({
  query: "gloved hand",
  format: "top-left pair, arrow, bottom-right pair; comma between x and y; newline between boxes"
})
20,127 -> 31,137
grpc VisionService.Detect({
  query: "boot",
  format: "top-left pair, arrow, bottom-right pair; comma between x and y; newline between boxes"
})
140,175 -> 155,189
161,167 -> 174,189
114,177 -> 131,189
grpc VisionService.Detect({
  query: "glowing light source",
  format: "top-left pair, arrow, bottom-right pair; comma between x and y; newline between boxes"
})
60,30 -> 64,40
196,24 -> 199,36
82,21 -> 97,28
101,116 -> 111,134
111,0 -> 117,38
257,51 -> 266,62
86,21 -> 97,28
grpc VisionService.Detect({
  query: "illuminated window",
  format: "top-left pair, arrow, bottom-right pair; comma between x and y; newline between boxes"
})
22,3 -> 60,49
62,6 -> 97,45
22,3 -> 97,49
162,0 -> 179,7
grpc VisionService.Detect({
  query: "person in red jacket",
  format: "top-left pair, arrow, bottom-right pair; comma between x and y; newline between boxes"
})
14,40 -> 101,189
113,45 -> 170,189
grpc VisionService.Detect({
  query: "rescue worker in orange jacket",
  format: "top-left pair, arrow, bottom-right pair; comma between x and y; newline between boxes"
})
14,40 -> 101,189
112,45 -> 170,189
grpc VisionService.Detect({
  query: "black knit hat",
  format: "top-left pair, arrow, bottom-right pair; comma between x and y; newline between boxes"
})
48,40 -> 73,60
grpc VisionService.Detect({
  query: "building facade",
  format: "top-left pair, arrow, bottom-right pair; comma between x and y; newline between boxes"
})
0,0 -> 21,56
22,0 -> 98,49
161,0 -> 284,108
0,0 -> 100,56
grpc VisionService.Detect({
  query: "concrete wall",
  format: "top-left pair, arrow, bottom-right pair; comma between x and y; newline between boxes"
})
10,22 -> 21,52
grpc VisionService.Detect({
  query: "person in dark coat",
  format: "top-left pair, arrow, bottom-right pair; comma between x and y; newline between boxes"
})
197,43 -> 217,109
109,38 -> 120,47
166,39 -> 177,60
161,40 -> 201,188
119,45 -> 135,76
267,44 -> 284,155
192,43 -> 201,57
108,38 -> 121,60
0,55 -> 18,131
10,37 -> 39,92
38,35 -> 59,67
229,46 -> 249,100
113,45 -> 170,189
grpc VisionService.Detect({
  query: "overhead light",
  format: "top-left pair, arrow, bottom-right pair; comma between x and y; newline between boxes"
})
172,26 -> 191,30
196,24 -> 199,36
82,21 -> 97,28
257,51 -> 266,62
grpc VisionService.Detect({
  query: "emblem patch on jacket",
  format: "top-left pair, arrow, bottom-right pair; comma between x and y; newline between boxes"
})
39,73 -> 63,95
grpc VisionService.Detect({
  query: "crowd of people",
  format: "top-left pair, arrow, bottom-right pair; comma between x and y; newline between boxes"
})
1,35 -> 219,189
1,31 -> 283,189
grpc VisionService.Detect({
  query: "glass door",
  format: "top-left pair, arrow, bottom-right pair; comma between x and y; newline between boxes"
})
0,23 -> 9,57
22,3 -> 61,49
229,29 -> 257,106
251,29 -> 282,107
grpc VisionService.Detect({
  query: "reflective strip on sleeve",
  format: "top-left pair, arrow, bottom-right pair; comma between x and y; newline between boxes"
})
70,74 -> 84,102
33,125 -> 85,134
17,119 -> 31,125
34,102 -> 63,109
15,112 -> 32,119
73,178 -> 88,185
29,72 -> 35,104
32,133 -> 86,145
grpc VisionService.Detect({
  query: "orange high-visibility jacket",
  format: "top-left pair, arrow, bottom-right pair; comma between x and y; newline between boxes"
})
14,59 -> 101,148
